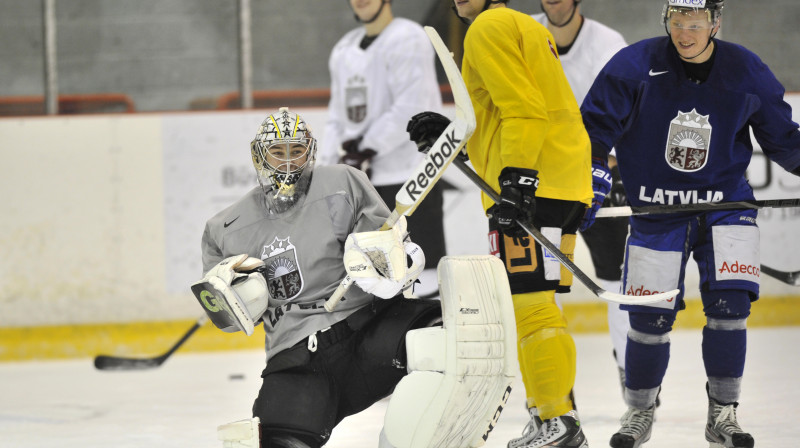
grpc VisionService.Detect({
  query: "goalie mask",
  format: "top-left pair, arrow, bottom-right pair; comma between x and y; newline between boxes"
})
251,107 -> 317,213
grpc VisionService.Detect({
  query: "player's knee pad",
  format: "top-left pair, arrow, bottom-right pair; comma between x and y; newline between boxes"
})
513,295 -> 566,341
628,310 -> 675,334
382,255 -> 517,448
701,289 -> 752,319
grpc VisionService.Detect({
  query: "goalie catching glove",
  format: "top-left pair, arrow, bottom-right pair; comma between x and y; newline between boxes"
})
190,254 -> 269,336
343,216 -> 425,299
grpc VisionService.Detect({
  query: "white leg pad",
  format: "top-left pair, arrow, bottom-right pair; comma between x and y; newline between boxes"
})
382,255 -> 517,448
218,417 -> 260,448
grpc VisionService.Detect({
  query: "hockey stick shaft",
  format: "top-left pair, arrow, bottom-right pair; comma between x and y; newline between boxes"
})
760,264 -> 800,287
451,158 -> 679,305
596,198 -> 800,218
324,27 -> 476,312
94,315 -> 208,371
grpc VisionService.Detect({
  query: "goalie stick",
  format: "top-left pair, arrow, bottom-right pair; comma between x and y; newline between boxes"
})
324,26 -> 476,312
451,158 -> 679,306
760,264 -> 800,287
93,315 -> 208,371
596,198 -> 800,218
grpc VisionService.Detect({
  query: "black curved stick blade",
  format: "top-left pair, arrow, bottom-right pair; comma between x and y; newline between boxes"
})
94,355 -> 165,371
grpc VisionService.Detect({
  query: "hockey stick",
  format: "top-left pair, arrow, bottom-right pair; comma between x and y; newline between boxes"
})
760,265 -> 800,287
93,315 -> 208,371
324,26 -> 476,312
451,158 -> 679,306
596,198 -> 800,218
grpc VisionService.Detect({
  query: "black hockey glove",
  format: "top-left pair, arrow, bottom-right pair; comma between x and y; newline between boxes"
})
607,165 -> 627,206
580,157 -> 613,232
407,111 -> 468,161
338,137 -> 377,179
407,111 -> 450,153
488,167 -> 539,238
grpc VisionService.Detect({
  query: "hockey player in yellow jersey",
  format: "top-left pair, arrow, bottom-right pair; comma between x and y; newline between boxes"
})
408,1 -> 599,447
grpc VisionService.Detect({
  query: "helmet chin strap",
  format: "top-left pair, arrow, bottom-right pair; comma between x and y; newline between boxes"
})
542,0 -> 581,28
354,0 -> 388,24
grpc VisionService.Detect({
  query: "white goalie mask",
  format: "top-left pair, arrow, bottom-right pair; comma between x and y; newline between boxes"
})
251,107 -> 317,213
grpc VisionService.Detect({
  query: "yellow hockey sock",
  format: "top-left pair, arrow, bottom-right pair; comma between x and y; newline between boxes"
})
513,291 -> 576,419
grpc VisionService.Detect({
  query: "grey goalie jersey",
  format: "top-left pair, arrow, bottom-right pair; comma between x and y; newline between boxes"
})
200,165 -> 389,361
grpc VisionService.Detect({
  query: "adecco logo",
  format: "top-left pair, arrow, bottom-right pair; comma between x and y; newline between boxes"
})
669,0 -> 706,6
718,261 -> 760,276
626,284 -> 675,302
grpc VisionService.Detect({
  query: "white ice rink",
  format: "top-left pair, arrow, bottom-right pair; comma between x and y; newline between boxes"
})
2,327 -> 798,448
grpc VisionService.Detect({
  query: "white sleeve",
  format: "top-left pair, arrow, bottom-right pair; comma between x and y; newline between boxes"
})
319,47 -> 345,167
359,27 -> 442,154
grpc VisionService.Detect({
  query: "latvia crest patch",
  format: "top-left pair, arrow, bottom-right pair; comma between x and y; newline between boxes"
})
665,108 -> 711,172
261,236 -> 304,302
346,86 -> 367,123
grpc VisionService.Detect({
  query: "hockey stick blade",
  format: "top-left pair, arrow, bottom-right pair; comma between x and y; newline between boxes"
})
94,315 -> 208,371
324,27 -> 476,312
596,198 -> 800,218
761,264 -> 800,287
452,158 -> 679,306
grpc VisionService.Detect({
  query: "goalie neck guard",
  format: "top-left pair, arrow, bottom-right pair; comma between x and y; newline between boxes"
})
251,107 -> 318,214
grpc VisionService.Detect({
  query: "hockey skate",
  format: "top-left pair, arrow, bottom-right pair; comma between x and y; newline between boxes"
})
509,410 -> 587,447
705,392 -> 754,448
609,406 -> 654,448
507,407 -> 542,448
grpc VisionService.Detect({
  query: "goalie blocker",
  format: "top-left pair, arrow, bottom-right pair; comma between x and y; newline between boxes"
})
190,254 -> 269,336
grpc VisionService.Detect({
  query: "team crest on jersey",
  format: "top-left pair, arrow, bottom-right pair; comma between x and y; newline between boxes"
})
345,74 -> 367,123
547,38 -> 558,59
665,108 -> 712,172
261,236 -> 304,302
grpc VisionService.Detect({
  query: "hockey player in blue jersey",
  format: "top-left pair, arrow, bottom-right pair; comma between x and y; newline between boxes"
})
580,1 -> 800,447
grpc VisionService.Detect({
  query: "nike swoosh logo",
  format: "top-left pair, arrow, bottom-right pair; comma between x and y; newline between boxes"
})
649,69 -> 669,77
223,216 -> 240,228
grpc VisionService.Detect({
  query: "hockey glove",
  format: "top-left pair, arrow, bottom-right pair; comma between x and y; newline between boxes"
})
338,137 -> 377,178
406,111 -> 468,161
488,167 -> 539,238
607,165 -> 627,207
343,216 -> 425,299
339,149 -> 377,179
190,254 -> 268,336
580,157 -> 613,232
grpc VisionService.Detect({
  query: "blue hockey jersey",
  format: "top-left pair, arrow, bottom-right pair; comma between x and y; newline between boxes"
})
582,37 -> 800,213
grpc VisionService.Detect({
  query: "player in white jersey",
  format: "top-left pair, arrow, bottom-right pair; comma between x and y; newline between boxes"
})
320,0 -> 445,298
532,0 -> 634,407
194,108 -> 442,447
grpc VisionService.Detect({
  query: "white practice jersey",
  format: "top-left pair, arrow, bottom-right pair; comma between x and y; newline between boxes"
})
201,165 -> 389,362
321,17 -> 443,186
532,14 -> 627,106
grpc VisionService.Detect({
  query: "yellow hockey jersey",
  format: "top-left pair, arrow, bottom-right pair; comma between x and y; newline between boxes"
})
462,7 -> 593,211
